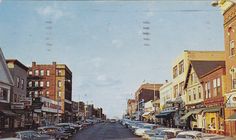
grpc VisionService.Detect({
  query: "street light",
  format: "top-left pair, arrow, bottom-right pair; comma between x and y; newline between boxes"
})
56,79 -> 71,124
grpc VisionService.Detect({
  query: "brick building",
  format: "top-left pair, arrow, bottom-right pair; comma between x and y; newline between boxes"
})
27,62 -> 72,123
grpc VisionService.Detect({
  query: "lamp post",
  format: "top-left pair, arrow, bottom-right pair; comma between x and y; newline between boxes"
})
56,79 -> 71,124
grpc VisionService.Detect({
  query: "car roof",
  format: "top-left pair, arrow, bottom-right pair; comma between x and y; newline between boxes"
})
178,131 -> 203,136
163,128 -> 182,133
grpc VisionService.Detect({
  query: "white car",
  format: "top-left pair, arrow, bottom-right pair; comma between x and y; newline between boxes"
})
175,131 -> 204,140
142,127 -> 168,140
150,128 -> 183,140
134,124 -> 158,137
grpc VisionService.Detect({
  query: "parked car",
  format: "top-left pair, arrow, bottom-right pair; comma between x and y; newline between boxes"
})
149,128 -> 183,140
175,131 -> 204,140
13,130 -> 54,140
38,126 -> 70,140
68,123 -> 82,131
142,127 -> 168,140
202,134 -> 235,140
55,123 -> 76,136
134,124 -> 159,137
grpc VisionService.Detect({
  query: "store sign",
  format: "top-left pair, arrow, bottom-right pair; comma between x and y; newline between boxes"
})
204,97 -> 224,106
11,102 -> 24,110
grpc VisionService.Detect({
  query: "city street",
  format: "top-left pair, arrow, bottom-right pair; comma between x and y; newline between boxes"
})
70,122 -> 143,140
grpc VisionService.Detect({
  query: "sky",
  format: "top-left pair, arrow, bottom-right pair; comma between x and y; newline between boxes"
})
0,0 -> 224,118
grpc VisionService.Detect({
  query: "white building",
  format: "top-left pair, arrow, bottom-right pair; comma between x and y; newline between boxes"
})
160,81 -> 173,111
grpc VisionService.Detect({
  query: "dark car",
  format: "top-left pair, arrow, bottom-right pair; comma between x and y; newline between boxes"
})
38,126 -> 70,140
56,123 -> 76,136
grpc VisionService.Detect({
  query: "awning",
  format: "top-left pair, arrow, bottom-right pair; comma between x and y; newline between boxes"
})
203,107 -> 221,114
226,113 -> 236,121
0,110 -> 17,117
156,110 -> 176,118
180,108 -> 204,120
142,112 -> 151,117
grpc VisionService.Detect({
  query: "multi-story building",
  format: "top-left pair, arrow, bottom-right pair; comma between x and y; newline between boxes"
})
127,99 -> 136,119
78,101 -> 85,121
172,50 -> 225,104
182,61 -> 225,131
160,80 -> 173,111
0,48 -> 14,130
214,0 -> 236,136
6,59 -> 28,129
72,101 -> 79,122
200,62 -> 226,135
135,83 -> 162,120
27,62 -> 72,123
85,104 -> 94,119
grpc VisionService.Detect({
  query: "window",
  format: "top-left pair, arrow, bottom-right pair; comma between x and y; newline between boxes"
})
58,91 -> 61,97
46,70 -> 50,76
232,70 -> 236,90
58,80 -> 62,88
34,70 -> 39,76
179,81 -> 184,96
193,88 -> 196,100
189,94 -> 191,102
173,66 -> 178,78
46,91 -> 50,97
46,81 -> 50,87
57,70 -> 62,76
230,40 -> 235,56
35,81 -> 39,87
174,85 -> 178,98
35,91 -> 38,97
39,91 -> 43,96
28,81 -> 32,87
179,60 -> 184,74
198,86 -> 201,99
28,70 -> 32,75
29,91 -> 32,97
40,70 -> 44,76
16,77 -> 20,88
205,82 -> 211,99
13,94 -> 17,102
0,88 -> 9,101
40,81 -> 44,87
21,79 -> 24,89
213,78 -> 221,96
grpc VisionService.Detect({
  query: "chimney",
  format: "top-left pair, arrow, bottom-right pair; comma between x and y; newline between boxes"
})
52,62 -> 56,65
32,62 -> 36,66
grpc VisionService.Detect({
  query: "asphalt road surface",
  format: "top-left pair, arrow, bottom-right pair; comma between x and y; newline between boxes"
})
70,122 -> 143,140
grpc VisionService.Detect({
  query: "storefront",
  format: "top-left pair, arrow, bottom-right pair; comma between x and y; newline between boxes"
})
156,109 -> 176,127
203,107 -> 224,134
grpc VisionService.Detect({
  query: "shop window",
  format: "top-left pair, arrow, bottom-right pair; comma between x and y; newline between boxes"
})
208,117 -> 216,130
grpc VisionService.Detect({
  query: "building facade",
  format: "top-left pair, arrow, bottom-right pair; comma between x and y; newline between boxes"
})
0,48 -> 14,130
6,59 -> 28,129
27,62 -> 72,124
160,81 -> 173,111
127,99 -> 136,119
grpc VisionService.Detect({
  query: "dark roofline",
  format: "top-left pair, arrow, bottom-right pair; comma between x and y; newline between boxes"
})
6,59 -> 28,71
200,66 -> 225,79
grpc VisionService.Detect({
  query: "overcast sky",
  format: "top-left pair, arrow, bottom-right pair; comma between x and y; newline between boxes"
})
0,0 -> 224,118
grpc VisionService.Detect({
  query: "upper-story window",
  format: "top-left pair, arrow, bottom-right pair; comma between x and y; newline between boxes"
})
40,70 -> 44,76
40,81 -> 44,87
46,70 -> 50,76
58,80 -> 62,88
34,70 -> 39,76
16,77 -> 20,88
198,86 -> 201,99
231,68 -> 236,90
213,78 -> 221,97
179,60 -> 184,75
173,66 -> 178,78
21,79 -> 24,89
28,70 -> 32,75
0,88 -> 8,101
188,90 -> 191,102
57,70 -> 62,76
28,81 -> 32,87
193,88 -> 196,100
230,40 -> 235,56
205,82 -> 211,99
179,81 -> 184,96
46,91 -> 50,97
46,81 -> 50,87
174,84 -> 178,98
35,81 -> 39,87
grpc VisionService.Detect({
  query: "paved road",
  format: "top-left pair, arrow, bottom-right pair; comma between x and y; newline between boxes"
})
70,122 -> 143,140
